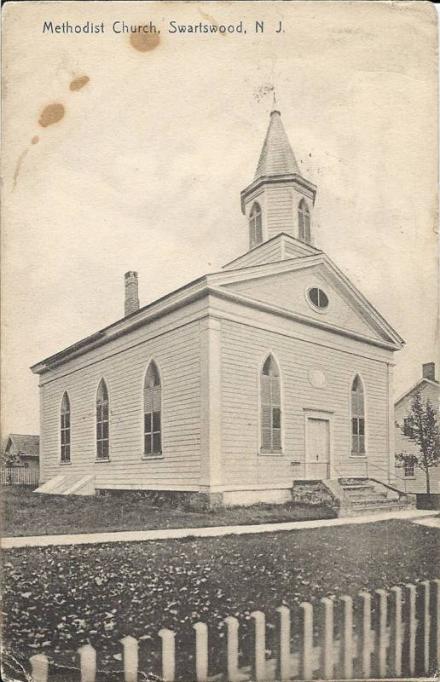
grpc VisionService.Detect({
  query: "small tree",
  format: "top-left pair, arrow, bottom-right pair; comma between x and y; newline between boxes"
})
397,392 -> 440,495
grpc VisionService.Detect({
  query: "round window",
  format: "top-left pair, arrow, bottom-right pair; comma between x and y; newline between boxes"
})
308,287 -> 329,310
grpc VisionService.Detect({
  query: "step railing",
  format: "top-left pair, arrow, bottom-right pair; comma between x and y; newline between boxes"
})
22,578 -> 440,681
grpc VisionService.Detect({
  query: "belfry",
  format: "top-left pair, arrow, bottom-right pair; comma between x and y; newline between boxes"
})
241,100 -> 317,249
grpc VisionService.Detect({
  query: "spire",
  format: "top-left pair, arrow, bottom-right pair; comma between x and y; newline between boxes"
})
254,106 -> 301,179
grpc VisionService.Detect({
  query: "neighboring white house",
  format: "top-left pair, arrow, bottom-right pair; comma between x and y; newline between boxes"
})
31,105 -> 406,508
395,362 -> 440,494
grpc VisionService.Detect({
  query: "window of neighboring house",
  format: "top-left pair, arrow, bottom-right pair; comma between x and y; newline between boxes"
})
403,416 -> 412,434
249,203 -> 263,249
144,361 -> 162,456
261,355 -> 282,452
404,460 -> 415,478
60,392 -> 71,463
96,379 -> 109,460
351,375 -> 366,455
298,199 -> 311,243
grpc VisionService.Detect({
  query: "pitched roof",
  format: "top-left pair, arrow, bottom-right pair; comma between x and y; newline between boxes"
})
254,110 -> 301,179
6,434 -> 40,456
395,378 -> 440,407
32,248 -> 405,375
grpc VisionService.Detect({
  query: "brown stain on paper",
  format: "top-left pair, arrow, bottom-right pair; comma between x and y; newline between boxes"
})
31,136 -> 39,145
69,75 -> 90,91
130,29 -> 160,52
39,103 -> 65,128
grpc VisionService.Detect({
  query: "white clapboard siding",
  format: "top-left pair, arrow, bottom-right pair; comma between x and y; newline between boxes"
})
266,185 -> 295,239
40,318 -> 202,488
220,318 -> 390,487
223,240 -> 284,271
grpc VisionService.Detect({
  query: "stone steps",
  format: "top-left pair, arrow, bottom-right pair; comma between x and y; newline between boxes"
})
337,477 -> 414,516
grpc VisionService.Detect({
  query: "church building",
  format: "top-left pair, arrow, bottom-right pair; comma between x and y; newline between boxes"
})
31,104 -> 406,509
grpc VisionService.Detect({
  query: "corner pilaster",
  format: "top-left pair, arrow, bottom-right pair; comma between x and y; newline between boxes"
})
199,317 -> 223,492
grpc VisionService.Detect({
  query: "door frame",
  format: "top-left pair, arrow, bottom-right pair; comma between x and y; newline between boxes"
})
303,408 -> 334,479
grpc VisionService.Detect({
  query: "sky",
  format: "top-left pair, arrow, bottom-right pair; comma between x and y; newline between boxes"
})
2,1 -> 438,435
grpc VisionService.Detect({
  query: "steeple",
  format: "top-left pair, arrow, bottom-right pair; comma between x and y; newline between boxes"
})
241,105 -> 317,251
254,106 -> 301,179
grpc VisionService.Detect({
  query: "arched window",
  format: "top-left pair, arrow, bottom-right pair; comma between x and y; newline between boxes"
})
298,199 -> 311,243
60,392 -> 71,463
96,379 -> 109,460
249,203 -> 263,248
144,361 -> 162,456
261,355 -> 282,452
351,375 -> 366,455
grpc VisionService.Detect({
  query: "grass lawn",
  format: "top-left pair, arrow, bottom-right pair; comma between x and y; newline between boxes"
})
1,485 -> 334,537
2,519 -> 439,681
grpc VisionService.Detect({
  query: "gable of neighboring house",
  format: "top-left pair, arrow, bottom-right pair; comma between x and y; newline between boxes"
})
3,434 -> 40,464
394,371 -> 440,492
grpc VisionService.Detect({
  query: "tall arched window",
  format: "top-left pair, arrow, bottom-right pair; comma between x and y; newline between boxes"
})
249,203 -> 263,249
261,355 -> 282,452
96,379 -> 109,460
144,361 -> 162,456
351,375 -> 366,455
60,392 -> 71,463
298,199 -> 311,243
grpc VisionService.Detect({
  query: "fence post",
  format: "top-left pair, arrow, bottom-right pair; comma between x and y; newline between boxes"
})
429,579 -> 440,675
78,644 -> 96,682
357,590 -> 372,678
339,595 -> 353,679
299,601 -> 314,681
389,586 -> 403,677
275,606 -> 291,681
121,635 -> 139,682
402,583 -> 417,676
415,580 -> 430,676
224,616 -> 240,682
193,622 -> 208,682
30,654 -> 49,682
372,589 -> 388,678
318,597 -> 334,680
250,611 -> 266,681
159,628 -> 176,682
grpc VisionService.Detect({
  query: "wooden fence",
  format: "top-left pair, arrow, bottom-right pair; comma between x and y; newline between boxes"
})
25,578 -> 439,681
0,466 -> 39,487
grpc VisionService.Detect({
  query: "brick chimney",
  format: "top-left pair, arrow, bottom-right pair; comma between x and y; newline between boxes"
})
124,271 -> 139,316
422,362 -> 436,381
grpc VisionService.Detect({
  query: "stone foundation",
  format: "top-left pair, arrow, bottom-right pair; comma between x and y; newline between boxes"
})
95,487 -> 294,510
291,480 -> 340,512
222,487 -> 292,507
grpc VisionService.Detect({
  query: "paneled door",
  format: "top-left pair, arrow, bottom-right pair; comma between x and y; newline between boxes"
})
306,418 -> 330,479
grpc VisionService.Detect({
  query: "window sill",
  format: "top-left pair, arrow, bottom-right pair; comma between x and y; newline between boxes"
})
350,453 -> 367,459
59,461 -> 72,466
141,454 -> 164,461
95,458 -> 111,463
259,449 -> 284,456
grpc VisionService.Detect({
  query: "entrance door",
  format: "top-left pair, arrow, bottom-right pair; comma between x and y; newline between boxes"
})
306,418 -> 330,479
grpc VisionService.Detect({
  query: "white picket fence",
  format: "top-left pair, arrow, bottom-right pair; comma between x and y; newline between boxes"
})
1,466 -> 39,487
27,578 -> 439,681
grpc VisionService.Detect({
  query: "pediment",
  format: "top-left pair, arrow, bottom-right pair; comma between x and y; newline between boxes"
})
213,256 -> 403,347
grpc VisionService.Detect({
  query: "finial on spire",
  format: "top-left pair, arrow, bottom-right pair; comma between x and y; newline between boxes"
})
271,88 -> 280,115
